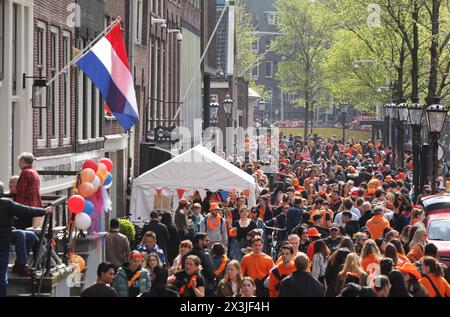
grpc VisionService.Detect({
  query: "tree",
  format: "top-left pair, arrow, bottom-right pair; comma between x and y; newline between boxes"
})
274,0 -> 333,139
235,0 -> 266,97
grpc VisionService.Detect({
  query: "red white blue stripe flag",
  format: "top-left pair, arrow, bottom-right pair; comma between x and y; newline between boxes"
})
76,23 -> 139,130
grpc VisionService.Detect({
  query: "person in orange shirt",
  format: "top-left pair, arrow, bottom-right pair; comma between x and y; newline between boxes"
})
360,239 -> 382,275
240,237 -> 274,297
419,256 -> 450,297
366,205 -> 390,240
407,229 -> 427,262
268,244 -> 297,297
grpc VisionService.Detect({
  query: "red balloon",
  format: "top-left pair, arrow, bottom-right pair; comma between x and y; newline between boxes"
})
99,158 -> 113,173
68,195 -> 86,214
82,160 -> 98,173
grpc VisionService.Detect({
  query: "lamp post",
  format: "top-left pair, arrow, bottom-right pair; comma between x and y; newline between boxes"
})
341,103 -> 349,143
386,102 -> 398,168
408,99 -> 423,199
425,97 -> 448,193
256,99 -> 266,161
397,99 -> 409,169
223,94 -> 234,157
384,103 -> 390,147
210,97 -> 220,127
259,99 -> 267,127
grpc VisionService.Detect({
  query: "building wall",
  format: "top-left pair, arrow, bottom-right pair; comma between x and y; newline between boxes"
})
0,0 -> 34,184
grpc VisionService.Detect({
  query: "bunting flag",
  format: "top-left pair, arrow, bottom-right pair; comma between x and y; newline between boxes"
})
177,188 -> 186,200
218,190 -> 229,203
76,23 -> 139,130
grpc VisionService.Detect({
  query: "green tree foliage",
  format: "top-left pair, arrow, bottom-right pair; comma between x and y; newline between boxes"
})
118,218 -> 136,242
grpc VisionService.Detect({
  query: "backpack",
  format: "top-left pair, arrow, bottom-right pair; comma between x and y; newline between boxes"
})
270,268 -> 289,291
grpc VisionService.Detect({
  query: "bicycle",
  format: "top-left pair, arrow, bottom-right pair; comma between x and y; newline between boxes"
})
263,223 -> 287,261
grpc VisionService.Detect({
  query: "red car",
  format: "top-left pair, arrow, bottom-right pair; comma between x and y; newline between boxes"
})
422,194 -> 450,267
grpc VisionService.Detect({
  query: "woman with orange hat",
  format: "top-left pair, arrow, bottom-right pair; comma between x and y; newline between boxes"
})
306,228 -> 322,261
397,262 -> 428,297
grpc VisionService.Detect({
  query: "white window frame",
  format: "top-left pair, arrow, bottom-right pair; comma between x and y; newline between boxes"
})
265,61 -> 273,78
62,31 -> 71,145
77,38 -> 85,142
135,0 -> 143,44
267,12 -> 279,26
36,21 -> 47,149
50,27 -> 59,148
251,35 -> 259,53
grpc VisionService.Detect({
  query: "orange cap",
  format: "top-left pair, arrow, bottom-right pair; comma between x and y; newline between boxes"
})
307,227 -> 321,238
210,202 -> 220,211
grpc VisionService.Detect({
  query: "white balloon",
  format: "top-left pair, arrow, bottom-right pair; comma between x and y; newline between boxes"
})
104,182 -> 112,190
92,176 -> 100,190
75,213 -> 92,230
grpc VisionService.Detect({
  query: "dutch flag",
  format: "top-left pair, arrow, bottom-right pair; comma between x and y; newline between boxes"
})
76,23 -> 139,130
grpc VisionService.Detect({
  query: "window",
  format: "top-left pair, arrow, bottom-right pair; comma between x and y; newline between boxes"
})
50,29 -> 59,144
265,35 -> 273,50
135,0 -> 143,44
267,13 -> 279,26
0,0 -> 4,80
62,33 -> 70,142
36,22 -> 47,146
12,4 -> 18,94
252,36 -> 259,53
265,61 -> 273,78
267,88 -> 273,105
251,64 -> 259,78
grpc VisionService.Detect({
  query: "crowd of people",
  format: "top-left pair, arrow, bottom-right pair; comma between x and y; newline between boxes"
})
1,135 -> 450,298
82,133 -> 450,297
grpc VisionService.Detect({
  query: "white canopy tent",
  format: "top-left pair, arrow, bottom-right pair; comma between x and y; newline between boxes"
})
130,145 -> 257,221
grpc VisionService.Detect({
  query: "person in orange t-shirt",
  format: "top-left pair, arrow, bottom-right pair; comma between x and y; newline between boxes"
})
366,205 -> 390,240
419,257 -> 450,297
241,237 -> 274,297
269,244 -> 297,297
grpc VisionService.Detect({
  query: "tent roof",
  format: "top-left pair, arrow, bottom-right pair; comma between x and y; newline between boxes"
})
132,144 -> 256,191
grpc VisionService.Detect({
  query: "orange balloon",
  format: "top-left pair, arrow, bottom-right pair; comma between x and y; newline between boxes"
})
69,254 -> 85,273
97,172 -> 106,186
97,163 -> 107,176
79,182 -> 96,198
80,168 -> 96,183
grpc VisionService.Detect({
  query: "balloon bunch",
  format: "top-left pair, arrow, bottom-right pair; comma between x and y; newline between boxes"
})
68,158 -> 113,231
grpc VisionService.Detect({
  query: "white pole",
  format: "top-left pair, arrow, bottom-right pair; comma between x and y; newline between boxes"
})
46,17 -> 122,86
172,2 -> 231,121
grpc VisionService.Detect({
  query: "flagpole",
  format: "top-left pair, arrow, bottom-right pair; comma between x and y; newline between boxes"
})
172,2 -> 230,122
46,17 -> 122,86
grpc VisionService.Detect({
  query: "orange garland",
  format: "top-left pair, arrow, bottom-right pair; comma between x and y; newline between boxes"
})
208,216 -> 221,231
179,274 -> 198,295
215,255 -> 228,277
127,270 -> 142,287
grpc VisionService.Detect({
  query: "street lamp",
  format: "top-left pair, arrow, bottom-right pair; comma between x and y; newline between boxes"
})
384,103 -> 391,147
408,100 -> 424,198
425,97 -> 448,193
341,102 -> 349,143
385,102 -> 398,168
223,94 -> 234,127
396,99 -> 409,169
258,99 -> 267,127
210,97 -> 220,126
